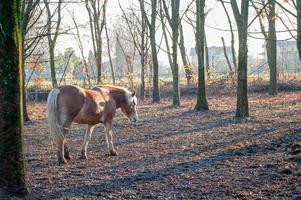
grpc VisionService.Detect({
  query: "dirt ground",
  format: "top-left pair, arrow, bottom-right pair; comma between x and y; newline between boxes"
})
6,91 -> 301,199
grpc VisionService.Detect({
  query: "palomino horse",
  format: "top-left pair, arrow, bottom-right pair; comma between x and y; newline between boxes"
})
47,85 -> 138,164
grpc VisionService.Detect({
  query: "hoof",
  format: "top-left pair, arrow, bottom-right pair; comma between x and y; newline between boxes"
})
64,154 -> 72,160
58,159 -> 67,164
80,150 -> 88,159
109,150 -> 118,156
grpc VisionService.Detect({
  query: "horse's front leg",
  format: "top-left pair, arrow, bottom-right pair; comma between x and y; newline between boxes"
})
81,125 -> 95,159
105,121 -> 118,156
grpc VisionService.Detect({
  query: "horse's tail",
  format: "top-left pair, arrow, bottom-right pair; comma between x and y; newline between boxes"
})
47,88 -> 64,143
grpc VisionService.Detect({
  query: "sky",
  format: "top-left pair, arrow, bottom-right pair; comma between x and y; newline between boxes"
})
55,0 -> 297,65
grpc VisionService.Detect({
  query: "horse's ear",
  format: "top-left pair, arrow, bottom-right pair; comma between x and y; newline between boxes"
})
132,90 -> 136,97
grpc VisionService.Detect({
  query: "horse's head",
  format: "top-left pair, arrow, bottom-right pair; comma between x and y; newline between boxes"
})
121,90 -> 138,127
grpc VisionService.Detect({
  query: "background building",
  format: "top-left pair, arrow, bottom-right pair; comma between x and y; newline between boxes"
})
262,40 -> 301,74
189,46 -> 233,75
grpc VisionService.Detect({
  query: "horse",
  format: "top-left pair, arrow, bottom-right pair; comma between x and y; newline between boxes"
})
47,85 -> 138,164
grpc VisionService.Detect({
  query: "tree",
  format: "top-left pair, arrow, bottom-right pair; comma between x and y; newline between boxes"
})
20,0 -> 41,122
104,15 -> 115,85
138,14 -> 148,100
297,0 -> 301,60
265,1 -> 299,61
221,37 -> 233,72
252,0 -> 277,95
171,0 -> 181,106
230,0 -> 249,117
0,0 -> 28,195
159,0 -> 173,71
204,33 -> 210,76
115,32 -> 136,90
219,0 -> 237,72
69,10 -> 92,87
44,0 -> 62,87
139,0 -> 160,103
161,0 -> 181,106
179,23 -> 194,85
85,0 -> 108,84
161,0 -> 193,86
119,1 -> 149,99
59,48 -> 74,85
195,0 -> 209,111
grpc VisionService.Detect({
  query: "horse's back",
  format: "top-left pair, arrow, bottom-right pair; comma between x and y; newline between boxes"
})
56,85 -> 117,125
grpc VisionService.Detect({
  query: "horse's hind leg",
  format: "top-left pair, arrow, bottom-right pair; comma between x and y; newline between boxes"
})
62,117 -> 73,161
64,145 -> 71,160
81,125 -> 95,159
56,138 -> 66,164
56,114 -> 72,164
105,121 -> 118,156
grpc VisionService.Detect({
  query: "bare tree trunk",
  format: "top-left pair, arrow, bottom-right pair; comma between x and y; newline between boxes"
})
44,0 -> 62,88
119,1 -> 149,98
20,0 -> 38,122
267,0 -> 277,95
205,33 -> 209,72
105,20 -> 115,85
231,0 -> 249,118
221,37 -> 233,72
162,25 -> 173,70
22,52 -> 30,122
22,67 -> 30,122
179,23 -> 193,85
70,12 -> 91,86
195,0 -> 209,111
140,54 -> 146,99
159,2 -> 173,73
59,53 -> 73,85
116,33 -> 135,90
150,0 -> 160,102
140,16 -> 147,100
49,44 -> 57,87
85,0 -> 108,84
149,61 -> 153,97
139,0 -> 159,102
161,0 -> 181,105
220,0 -> 237,71
251,0 -> 277,95
171,0 -> 180,106
297,1 -> 301,60
0,0 -> 28,195
96,41 -> 103,84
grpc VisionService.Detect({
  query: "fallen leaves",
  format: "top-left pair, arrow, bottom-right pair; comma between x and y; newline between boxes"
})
21,91 -> 301,199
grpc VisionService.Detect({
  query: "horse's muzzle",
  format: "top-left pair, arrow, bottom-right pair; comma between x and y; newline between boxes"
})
130,112 -> 138,127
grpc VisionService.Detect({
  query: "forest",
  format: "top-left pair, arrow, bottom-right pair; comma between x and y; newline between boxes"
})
0,0 -> 301,199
